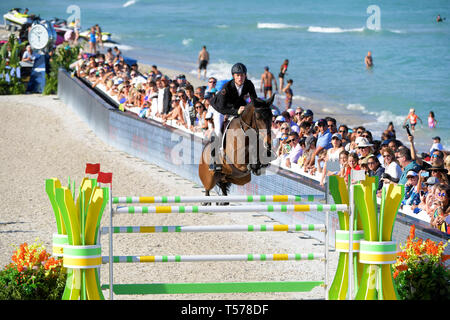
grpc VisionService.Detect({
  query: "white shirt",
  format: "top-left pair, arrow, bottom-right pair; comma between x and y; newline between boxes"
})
385,161 -> 402,179
235,84 -> 243,96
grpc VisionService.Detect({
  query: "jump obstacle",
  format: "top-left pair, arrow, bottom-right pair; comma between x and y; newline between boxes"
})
46,163 -> 404,300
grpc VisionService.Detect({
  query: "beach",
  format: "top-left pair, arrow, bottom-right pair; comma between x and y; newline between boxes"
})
0,93 -> 338,300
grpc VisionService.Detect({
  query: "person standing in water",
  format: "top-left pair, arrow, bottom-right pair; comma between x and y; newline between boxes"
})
365,51 -> 373,68
278,59 -> 289,91
260,66 -> 278,99
403,108 -> 423,132
428,111 -> 437,129
198,45 -> 210,80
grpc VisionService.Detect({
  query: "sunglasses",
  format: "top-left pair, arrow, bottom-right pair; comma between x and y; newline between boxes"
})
438,192 -> 446,197
280,137 -> 288,141
357,131 -> 363,134
367,161 -> 376,165
432,154 -> 442,159
295,112 -> 302,115
383,154 -> 392,158
286,139 -> 294,143
339,130 -> 346,133
209,80 -> 216,83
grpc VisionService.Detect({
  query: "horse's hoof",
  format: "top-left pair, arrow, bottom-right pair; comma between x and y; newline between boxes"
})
201,202 -> 211,206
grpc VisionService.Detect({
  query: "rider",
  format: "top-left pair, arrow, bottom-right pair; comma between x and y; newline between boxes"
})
209,62 -> 258,172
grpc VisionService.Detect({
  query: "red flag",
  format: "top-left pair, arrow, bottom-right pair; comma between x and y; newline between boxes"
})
85,163 -> 100,174
97,172 -> 113,184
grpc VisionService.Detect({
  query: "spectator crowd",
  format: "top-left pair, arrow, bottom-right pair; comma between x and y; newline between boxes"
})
71,50 -> 450,234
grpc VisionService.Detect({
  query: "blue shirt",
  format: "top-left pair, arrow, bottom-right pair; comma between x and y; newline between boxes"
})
402,185 -> 421,206
317,129 -> 332,150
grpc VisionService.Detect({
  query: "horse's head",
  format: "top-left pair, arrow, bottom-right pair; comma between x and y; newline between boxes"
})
241,94 -> 275,130
240,95 -> 276,167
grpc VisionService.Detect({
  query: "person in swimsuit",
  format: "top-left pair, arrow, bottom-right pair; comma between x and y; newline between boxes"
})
260,66 -> 278,99
278,59 -> 289,91
197,45 -> 210,80
283,79 -> 293,110
88,26 -> 97,54
403,108 -> 423,132
428,111 -> 437,129
365,51 -> 373,68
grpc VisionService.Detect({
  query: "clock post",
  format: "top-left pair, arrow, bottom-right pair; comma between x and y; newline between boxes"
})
27,21 -> 56,93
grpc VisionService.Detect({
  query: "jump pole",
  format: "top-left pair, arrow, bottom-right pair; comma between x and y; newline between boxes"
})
114,204 -> 347,214
113,194 -> 325,204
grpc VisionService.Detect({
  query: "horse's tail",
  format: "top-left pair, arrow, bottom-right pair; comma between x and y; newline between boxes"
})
216,180 -> 231,196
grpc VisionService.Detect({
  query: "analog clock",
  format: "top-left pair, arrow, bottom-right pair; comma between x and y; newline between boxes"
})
28,22 -> 56,51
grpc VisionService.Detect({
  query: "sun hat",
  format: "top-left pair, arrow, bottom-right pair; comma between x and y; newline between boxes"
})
357,137 -> 374,147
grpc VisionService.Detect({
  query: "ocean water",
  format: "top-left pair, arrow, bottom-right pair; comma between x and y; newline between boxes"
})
3,0 -> 449,152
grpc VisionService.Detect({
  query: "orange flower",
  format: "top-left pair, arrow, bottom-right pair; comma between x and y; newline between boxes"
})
408,225 -> 416,241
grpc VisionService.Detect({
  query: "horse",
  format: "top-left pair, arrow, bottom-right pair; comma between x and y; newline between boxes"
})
198,95 -> 275,203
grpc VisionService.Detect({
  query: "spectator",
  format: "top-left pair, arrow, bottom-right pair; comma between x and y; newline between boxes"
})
302,135 -> 317,173
445,155 -> 450,172
338,125 -> 350,146
176,74 -> 187,88
430,149 -> 445,168
192,102 -> 208,132
337,150 -> 349,178
285,132 -> 302,168
276,132 -> 290,158
301,109 -> 314,125
205,77 -> 217,97
293,107 -> 304,124
402,171 -> 421,207
367,155 -> 384,191
162,95 -> 187,128
195,86 -> 206,105
326,117 -> 338,134
429,184 -> 450,233
305,119 -> 332,169
21,45 -> 35,62
397,147 -> 422,185
356,137 -> 374,162
418,178 -> 440,217
160,77 -> 172,115
427,165 -> 449,185
344,152 -> 361,184
277,121 -> 291,140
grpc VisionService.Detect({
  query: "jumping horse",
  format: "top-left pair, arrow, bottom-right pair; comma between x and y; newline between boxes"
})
198,95 -> 275,204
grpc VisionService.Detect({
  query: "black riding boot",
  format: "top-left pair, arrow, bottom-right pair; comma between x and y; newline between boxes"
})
209,135 -> 222,172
